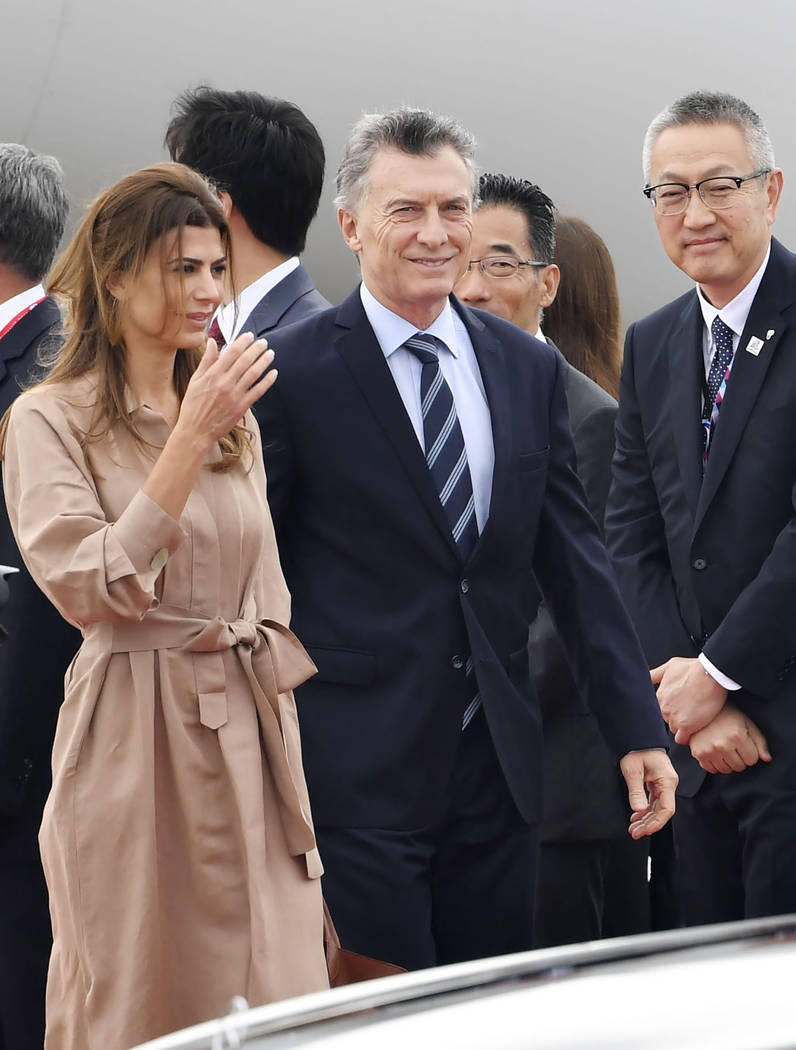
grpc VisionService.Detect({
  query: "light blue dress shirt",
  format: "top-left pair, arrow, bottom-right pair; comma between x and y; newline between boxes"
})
359,283 -> 495,532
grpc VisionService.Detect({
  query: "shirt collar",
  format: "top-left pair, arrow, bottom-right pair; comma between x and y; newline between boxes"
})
216,257 -> 300,342
696,245 -> 771,337
0,284 -> 46,334
359,282 -> 460,359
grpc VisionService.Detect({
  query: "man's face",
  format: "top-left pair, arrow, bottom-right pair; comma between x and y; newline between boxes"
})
454,204 -> 558,334
648,121 -> 782,308
338,146 -> 473,330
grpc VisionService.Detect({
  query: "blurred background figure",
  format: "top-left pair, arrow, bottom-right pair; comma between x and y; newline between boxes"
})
2,163 -> 327,1049
165,87 -> 330,347
457,180 -> 651,947
543,214 -> 622,399
0,143 -> 78,1050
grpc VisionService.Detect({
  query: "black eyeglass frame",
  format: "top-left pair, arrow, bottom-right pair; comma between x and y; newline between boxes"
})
643,169 -> 771,213
464,256 -> 551,278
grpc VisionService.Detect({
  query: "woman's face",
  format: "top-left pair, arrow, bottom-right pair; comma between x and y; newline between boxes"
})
113,224 -> 227,351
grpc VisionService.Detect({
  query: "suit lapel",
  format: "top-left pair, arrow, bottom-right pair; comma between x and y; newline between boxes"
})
0,297 -> 60,386
695,240 -> 793,531
332,291 -> 461,558
667,294 -> 704,522
453,298 -> 511,564
240,264 -> 314,335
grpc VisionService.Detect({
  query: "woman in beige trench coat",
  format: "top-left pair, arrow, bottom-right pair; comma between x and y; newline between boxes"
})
0,164 -> 328,1050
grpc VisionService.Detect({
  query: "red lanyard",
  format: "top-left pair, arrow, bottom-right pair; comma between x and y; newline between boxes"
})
0,296 -> 46,341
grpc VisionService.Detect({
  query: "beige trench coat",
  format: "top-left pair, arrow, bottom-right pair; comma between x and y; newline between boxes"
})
2,375 -> 328,1050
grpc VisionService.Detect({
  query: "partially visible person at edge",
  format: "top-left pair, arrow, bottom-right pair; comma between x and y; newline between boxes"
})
606,90 -> 794,926
456,177 -> 650,947
166,87 -> 330,347
543,214 -> 622,399
0,143 -> 78,1050
0,162 -> 328,1050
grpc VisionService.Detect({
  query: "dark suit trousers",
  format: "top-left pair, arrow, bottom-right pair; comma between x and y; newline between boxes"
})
316,709 -> 539,971
674,766 -> 796,925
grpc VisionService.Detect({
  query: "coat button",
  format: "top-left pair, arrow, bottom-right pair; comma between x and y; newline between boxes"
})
451,655 -> 464,670
692,557 -> 707,571
150,547 -> 169,572
460,579 -> 470,594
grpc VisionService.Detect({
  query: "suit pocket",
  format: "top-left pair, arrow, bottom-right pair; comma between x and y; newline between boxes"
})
517,447 -> 550,472
304,645 -> 376,685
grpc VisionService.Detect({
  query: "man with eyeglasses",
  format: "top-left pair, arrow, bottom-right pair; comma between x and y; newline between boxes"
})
457,175 -> 650,947
606,90 -> 796,925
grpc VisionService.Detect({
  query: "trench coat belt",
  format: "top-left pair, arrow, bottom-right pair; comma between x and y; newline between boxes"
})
109,604 -> 318,859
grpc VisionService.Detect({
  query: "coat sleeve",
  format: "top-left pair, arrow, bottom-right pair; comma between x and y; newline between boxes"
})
2,391 -> 185,628
605,324 -> 698,667
531,351 -> 666,758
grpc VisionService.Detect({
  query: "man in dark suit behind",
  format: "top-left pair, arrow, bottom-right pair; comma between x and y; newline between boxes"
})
456,174 -> 649,946
0,144 -> 79,1050
165,87 -> 330,344
256,108 -> 676,971
606,91 -> 794,925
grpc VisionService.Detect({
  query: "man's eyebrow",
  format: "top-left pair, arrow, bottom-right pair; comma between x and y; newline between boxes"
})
487,242 -> 519,255
655,164 -> 736,183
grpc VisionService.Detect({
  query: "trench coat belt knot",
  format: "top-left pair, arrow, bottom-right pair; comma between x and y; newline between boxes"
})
109,603 -> 318,861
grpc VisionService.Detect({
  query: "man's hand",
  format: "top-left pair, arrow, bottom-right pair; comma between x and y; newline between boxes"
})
651,656 -> 727,744
688,704 -> 772,774
619,750 -> 678,838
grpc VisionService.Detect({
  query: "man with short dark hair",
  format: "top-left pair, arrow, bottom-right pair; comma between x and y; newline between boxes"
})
165,87 -> 330,344
606,90 -> 795,924
457,175 -> 649,947
256,107 -> 676,970
0,142 -> 79,1050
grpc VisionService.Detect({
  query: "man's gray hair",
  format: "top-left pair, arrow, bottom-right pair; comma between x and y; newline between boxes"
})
0,144 -> 69,282
642,91 -> 776,184
334,107 -> 477,213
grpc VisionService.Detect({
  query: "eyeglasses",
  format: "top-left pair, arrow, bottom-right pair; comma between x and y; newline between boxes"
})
464,256 -> 549,279
643,169 -> 770,216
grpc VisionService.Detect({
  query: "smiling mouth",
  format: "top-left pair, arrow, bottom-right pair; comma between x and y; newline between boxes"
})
409,258 -> 454,269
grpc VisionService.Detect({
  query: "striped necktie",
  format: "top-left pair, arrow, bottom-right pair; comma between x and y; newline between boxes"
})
405,333 -> 481,728
404,333 -> 479,561
702,315 -> 735,467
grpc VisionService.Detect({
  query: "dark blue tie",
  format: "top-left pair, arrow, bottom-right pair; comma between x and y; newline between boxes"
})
405,333 -> 481,727
702,315 -> 736,465
404,333 -> 479,561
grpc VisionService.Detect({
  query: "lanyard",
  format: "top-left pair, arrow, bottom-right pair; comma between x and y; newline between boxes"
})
0,296 -> 46,342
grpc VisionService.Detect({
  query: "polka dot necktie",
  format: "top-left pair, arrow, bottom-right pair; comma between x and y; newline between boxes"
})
702,315 -> 735,466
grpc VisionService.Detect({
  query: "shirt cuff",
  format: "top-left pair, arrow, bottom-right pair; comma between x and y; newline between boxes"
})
698,652 -> 742,691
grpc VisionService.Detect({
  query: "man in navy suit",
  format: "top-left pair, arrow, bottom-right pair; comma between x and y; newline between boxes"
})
166,88 -> 330,343
256,108 -> 676,970
0,144 -> 79,1050
606,91 -> 794,925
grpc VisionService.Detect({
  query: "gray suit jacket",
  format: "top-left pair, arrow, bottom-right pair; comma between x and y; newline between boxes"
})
240,262 -> 330,338
529,352 -> 630,841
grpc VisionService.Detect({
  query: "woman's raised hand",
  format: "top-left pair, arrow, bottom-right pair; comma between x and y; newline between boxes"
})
176,332 -> 277,449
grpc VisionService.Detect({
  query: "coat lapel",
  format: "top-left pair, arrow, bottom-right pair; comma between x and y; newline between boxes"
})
332,291 -> 461,559
695,240 -> 794,531
240,264 -> 314,335
667,294 -> 704,522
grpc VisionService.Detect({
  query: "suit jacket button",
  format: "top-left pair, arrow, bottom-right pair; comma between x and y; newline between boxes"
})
460,579 -> 470,594
692,557 -> 707,571
451,655 -> 464,670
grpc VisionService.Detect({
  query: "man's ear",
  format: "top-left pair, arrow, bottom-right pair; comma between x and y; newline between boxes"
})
539,264 -> 560,309
338,208 -> 362,253
217,190 -> 234,220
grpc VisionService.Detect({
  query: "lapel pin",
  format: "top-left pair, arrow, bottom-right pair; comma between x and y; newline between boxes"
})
745,336 -> 764,356
766,329 -> 775,339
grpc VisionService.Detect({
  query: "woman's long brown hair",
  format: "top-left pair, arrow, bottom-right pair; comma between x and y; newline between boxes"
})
1,162 -> 251,470
543,215 -> 622,400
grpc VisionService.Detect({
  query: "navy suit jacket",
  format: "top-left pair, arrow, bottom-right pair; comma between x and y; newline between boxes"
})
256,289 -> 665,830
240,262 -> 330,338
606,237 -> 796,795
0,297 -> 80,823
